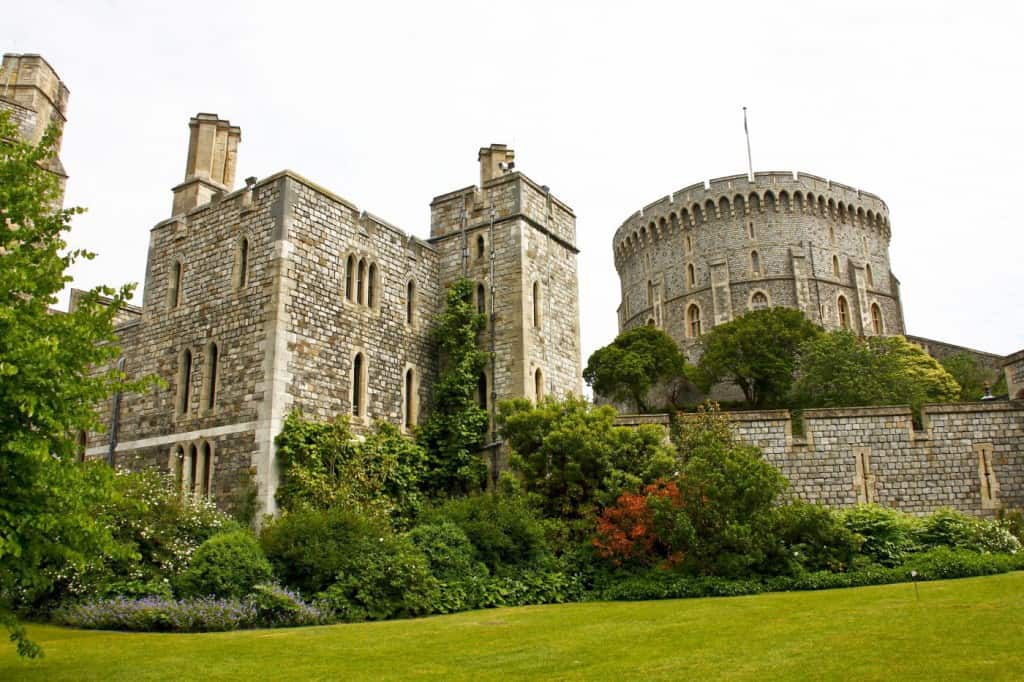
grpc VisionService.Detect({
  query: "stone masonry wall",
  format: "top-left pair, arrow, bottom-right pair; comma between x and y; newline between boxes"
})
621,401 -> 1024,517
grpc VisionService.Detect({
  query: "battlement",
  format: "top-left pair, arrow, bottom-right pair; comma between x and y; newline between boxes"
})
613,171 -> 891,260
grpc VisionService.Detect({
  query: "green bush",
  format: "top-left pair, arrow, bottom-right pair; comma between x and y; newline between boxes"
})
903,547 -> 1022,580
315,534 -> 439,622
422,493 -> 549,573
767,500 -> 862,574
839,505 -> 919,566
175,531 -> 273,599
260,507 -> 388,596
407,522 -> 487,581
918,508 -> 1021,554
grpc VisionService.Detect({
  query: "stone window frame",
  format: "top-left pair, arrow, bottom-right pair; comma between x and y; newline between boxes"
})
169,444 -> 186,491
350,349 -> 369,424
475,234 -> 486,261
176,346 -> 195,418
200,340 -> 220,415
749,289 -> 770,311
476,281 -> 487,316
402,364 -> 419,432
687,263 -> 696,288
532,280 -> 543,328
534,366 -> 545,402
169,439 -> 215,497
343,251 -> 382,313
832,254 -> 841,279
405,277 -> 418,328
750,250 -> 761,276
870,301 -> 884,335
865,263 -> 874,288
233,233 -> 252,290
167,258 -> 184,310
837,294 -> 851,329
687,303 -> 702,338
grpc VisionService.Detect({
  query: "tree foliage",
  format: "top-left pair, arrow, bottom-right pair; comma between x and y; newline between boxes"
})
498,396 -> 674,518
939,352 -> 1003,402
695,307 -> 822,407
0,111 -> 150,656
583,325 -> 689,412
791,331 -> 960,412
416,278 -> 489,496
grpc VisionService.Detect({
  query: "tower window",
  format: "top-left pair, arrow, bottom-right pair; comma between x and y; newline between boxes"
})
200,441 -> 213,497
357,259 -> 366,304
476,235 -> 485,259
204,342 -> 219,411
345,255 -> 355,301
168,260 -> 183,309
687,304 -> 702,337
871,303 -> 884,334
647,280 -> 654,306
172,445 -> 185,491
405,368 -> 417,428
687,263 -> 695,287
751,250 -> 760,274
751,291 -> 768,310
477,372 -> 488,410
235,237 -> 250,289
367,263 -> 378,308
748,221 -> 755,239
832,255 -> 840,278
406,279 -> 416,324
533,281 -> 542,328
866,263 -> 874,288
352,352 -> 365,417
177,348 -> 193,416
838,296 -> 850,329
477,282 -> 486,315
188,444 -> 198,494
534,368 -> 544,402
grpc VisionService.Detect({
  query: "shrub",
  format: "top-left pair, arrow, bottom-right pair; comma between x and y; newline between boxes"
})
407,522 -> 487,581
315,534 -> 439,622
54,596 -> 258,632
839,505 -> 919,566
422,493 -> 549,573
593,480 -> 692,569
260,507 -> 390,596
175,531 -> 273,599
766,500 -> 862,574
903,547 -> 1022,580
918,508 -> 1021,555
248,584 -> 332,627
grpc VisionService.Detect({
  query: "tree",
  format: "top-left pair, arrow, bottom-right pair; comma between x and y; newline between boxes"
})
0,111 -> 148,656
584,325 -> 689,412
416,278 -> 489,496
498,395 -> 673,518
940,352 -> 1004,402
791,331 -> 960,412
695,307 -> 822,407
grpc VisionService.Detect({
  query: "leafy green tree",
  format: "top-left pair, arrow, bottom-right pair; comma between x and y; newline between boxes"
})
498,395 -> 674,518
416,278 -> 489,496
584,325 -> 689,412
0,111 -> 150,656
940,352 -> 1002,402
695,307 -> 822,407
791,331 -> 960,412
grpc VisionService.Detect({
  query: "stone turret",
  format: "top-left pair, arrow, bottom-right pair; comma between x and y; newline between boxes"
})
171,113 -> 241,215
0,53 -> 70,201
478,143 -> 515,185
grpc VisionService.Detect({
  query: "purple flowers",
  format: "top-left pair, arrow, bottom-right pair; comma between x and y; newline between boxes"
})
53,590 -> 330,632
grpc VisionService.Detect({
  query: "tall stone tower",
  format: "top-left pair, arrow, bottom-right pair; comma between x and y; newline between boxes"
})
0,53 -> 70,201
429,144 -> 583,423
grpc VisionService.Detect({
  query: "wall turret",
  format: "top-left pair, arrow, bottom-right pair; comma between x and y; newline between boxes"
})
171,113 -> 241,216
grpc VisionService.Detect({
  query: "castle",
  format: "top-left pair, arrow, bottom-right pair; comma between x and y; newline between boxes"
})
4,53 -> 1022,518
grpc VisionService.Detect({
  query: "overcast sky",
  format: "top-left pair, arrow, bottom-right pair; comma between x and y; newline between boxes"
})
9,0 -> 1023,362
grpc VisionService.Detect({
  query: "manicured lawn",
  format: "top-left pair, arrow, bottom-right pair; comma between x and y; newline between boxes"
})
4,572 -> 1023,681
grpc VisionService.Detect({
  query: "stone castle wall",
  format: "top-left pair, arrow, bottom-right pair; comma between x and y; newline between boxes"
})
612,172 -> 904,360
619,401 -> 1024,516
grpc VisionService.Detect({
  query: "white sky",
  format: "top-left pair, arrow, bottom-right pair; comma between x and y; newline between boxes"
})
9,0 -> 1024,361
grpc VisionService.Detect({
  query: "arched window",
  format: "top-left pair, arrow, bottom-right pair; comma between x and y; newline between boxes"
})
751,291 -> 768,310
357,259 -> 366,304
235,237 -> 250,289
533,281 -> 542,328
688,304 -> 702,337
477,282 -> 486,315
687,263 -> 695,287
751,250 -> 760,274
177,349 -> 193,416
352,352 -> 364,417
832,255 -> 840,278
345,255 -> 355,301
838,296 -> 850,329
534,368 -> 544,402
748,221 -> 756,239
201,441 -> 213,498
647,318 -> 656,326
477,372 -> 488,410
405,368 -> 417,428
168,260 -> 182,309
865,263 -> 874,288
204,342 -> 219,411
406,279 -> 416,324
367,263 -> 377,308
686,235 -> 693,253
187,444 -> 198,494
476,235 -> 485,259
172,445 -> 185,491
871,303 -> 884,335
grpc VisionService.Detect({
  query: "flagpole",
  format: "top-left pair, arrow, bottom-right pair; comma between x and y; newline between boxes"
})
743,106 -> 754,182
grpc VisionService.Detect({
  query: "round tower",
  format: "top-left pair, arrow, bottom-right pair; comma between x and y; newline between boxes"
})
612,171 -> 904,360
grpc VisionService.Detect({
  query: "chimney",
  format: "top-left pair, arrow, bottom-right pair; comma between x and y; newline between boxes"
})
171,113 -> 241,215
478,143 -> 515,185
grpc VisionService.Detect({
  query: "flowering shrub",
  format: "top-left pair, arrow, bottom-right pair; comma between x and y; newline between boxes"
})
593,480 -> 690,569
248,584 -> 332,627
917,508 -> 1021,555
175,531 -> 274,598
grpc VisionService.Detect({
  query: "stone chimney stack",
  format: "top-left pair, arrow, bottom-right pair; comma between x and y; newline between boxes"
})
171,113 -> 241,215
478,143 -> 515,185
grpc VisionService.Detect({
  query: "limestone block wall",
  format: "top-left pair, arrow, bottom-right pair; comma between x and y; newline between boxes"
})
1005,350 -> 1024,400
625,401 -> 1024,517
612,172 -> 904,361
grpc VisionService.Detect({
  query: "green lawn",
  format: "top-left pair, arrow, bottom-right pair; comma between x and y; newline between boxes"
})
4,572 -> 1023,681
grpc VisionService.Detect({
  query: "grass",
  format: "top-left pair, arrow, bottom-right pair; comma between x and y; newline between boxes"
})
4,572 -> 1024,681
